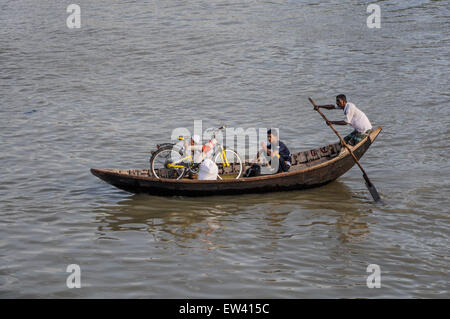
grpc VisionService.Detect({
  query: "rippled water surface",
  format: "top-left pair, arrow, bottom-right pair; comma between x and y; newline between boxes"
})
0,0 -> 449,298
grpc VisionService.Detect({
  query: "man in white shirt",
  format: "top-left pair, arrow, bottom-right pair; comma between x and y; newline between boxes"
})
315,94 -> 373,145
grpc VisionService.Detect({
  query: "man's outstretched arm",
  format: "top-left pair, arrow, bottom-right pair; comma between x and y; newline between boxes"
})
327,120 -> 348,126
314,104 -> 336,110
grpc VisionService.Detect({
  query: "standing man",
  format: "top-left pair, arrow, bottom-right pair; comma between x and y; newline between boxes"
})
314,94 -> 373,145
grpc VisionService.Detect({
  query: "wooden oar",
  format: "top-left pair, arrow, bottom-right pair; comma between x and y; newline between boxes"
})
308,97 -> 381,202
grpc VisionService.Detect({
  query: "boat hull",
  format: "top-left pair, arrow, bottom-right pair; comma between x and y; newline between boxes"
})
91,127 -> 381,196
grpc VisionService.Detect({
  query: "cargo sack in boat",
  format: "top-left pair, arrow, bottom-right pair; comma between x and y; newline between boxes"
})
244,164 -> 261,177
198,158 -> 219,180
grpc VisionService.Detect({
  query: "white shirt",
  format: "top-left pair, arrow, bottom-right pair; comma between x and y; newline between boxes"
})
184,144 -> 203,163
340,102 -> 372,133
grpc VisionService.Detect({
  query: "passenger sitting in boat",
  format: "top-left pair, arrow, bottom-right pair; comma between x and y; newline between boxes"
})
251,129 -> 291,174
314,94 -> 373,146
184,135 -> 203,163
184,135 -> 218,180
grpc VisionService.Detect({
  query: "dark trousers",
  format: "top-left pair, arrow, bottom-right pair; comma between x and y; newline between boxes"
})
344,129 -> 371,146
277,157 -> 291,173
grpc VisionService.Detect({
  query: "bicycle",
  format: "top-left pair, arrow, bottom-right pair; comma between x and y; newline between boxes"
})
150,126 -> 243,180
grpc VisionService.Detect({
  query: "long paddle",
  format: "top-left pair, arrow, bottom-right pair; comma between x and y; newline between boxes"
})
308,97 -> 381,202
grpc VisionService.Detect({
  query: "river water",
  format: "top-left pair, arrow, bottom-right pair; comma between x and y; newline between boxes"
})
0,0 -> 448,298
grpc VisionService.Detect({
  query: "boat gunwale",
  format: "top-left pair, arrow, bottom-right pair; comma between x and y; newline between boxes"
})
91,126 -> 381,184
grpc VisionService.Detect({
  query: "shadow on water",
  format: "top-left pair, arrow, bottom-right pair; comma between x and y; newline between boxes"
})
92,179 -> 372,245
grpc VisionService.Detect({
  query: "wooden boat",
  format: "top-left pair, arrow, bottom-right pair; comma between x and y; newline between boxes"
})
91,126 -> 381,197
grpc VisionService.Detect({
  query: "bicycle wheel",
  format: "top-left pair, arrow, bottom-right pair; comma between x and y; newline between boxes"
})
150,145 -> 186,180
214,149 -> 243,180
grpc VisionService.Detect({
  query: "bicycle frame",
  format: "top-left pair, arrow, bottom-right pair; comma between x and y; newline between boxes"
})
217,144 -> 230,167
150,125 -> 245,181
167,154 -> 193,169
167,145 -> 231,169
162,126 -> 233,175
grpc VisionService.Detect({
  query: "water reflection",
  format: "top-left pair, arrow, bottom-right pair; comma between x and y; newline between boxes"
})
94,194 -> 238,250
336,210 -> 371,243
93,180 -> 371,246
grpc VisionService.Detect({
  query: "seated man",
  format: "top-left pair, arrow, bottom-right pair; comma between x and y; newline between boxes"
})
249,129 -> 291,175
315,94 -> 373,146
183,135 -> 203,164
184,135 -> 218,180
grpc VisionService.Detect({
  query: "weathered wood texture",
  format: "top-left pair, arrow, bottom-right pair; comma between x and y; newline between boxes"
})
91,127 -> 381,197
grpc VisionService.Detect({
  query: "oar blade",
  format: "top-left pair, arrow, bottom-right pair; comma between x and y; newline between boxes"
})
363,174 -> 381,202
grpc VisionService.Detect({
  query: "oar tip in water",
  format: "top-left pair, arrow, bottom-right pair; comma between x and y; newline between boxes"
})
363,173 -> 381,202
366,182 -> 381,202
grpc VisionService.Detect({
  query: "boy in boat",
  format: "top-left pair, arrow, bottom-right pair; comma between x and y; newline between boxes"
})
248,129 -> 291,176
314,94 -> 372,146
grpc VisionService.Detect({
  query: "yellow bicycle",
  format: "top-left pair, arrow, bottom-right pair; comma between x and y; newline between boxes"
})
150,126 -> 243,180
